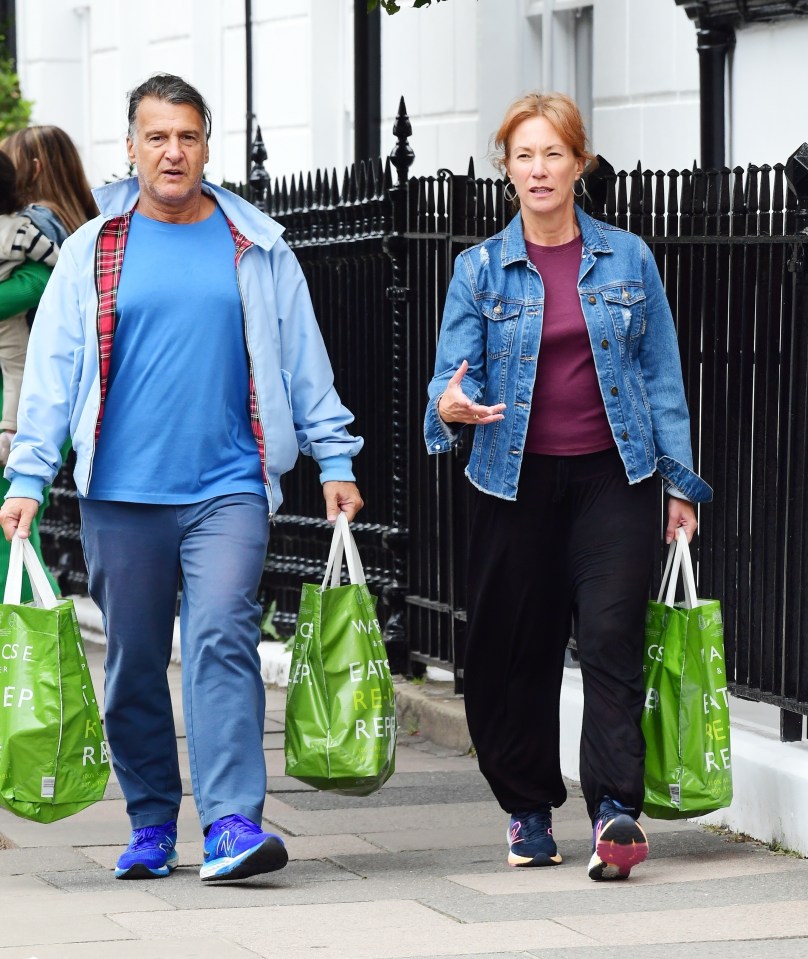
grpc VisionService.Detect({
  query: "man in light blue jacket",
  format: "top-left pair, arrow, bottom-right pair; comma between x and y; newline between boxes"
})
0,74 -> 364,883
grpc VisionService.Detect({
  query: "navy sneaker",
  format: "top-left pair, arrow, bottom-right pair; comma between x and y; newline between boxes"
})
200,814 -> 288,882
115,820 -> 178,879
507,805 -> 562,867
587,797 -> 648,881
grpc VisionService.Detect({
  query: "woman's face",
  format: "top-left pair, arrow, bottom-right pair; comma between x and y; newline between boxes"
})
505,115 -> 585,224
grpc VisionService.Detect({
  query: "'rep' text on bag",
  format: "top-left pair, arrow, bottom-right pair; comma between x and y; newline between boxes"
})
641,528 -> 732,820
284,513 -> 396,796
0,535 -> 109,823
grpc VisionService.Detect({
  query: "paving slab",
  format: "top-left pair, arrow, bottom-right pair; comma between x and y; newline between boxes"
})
3,915 -> 134,950
422,864 -> 808,924
0,845 -> 97,875
362,825 -> 504,852
0,879 -> 173,912
0,874 -> 55,896
263,730 -> 285,750
385,742 -> 479,774
400,944 -> 808,959
1,884 -> 172,949
262,796 -> 504,837
0,800 -> 201,848
0,941 -> 259,959
556,898 -> 808,945
273,772 -> 496,810
109,899 -> 595,959
542,940 -> 808,959
447,846 -> 806,893
398,955 -> 530,959
56,869 -> 463,911
38,856 -> 353,905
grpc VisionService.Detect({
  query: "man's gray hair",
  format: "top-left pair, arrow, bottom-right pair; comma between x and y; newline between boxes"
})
127,74 -> 212,141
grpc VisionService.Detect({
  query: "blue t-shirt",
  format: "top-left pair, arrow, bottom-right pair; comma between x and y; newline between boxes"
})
87,206 -> 266,503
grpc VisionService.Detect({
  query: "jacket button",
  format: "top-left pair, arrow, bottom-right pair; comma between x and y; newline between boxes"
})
494,303 -> 502,314
588,295 -> 596,304
611,386 -> 619,396
622,430 -> 628,440
601,339 -> 609,349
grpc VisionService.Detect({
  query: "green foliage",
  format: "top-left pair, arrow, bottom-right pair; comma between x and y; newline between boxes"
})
259,599 -> 282,641
0,36 -> 31,140
367,0 -> 448,13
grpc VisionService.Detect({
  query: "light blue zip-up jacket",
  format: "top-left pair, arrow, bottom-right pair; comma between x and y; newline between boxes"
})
424,207 -> 711,503
5,178 -> 363,514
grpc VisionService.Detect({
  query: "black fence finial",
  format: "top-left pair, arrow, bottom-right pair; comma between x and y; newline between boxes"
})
248,125 -> 270,213
785,143 -> 808,212
389,96 -> 415,187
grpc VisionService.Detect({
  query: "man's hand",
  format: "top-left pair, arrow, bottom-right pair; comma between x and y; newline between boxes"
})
323,482 -> 364,523
0,497 -> 40,541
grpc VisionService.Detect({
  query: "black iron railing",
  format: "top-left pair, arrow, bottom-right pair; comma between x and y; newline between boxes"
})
40,101 -> 808,740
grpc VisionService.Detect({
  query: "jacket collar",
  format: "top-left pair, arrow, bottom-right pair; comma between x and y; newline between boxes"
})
500,205 -> 613,266
91,177 -> 285,251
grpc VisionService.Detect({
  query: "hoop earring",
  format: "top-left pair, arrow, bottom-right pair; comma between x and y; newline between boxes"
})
503,180 -> 517,203
573,178 -> 585,199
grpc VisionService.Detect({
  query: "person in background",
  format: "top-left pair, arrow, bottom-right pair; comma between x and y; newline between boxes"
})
0,260 -> 50,317
424,92 -> 711,881
0,151 -> 60,464
0,74 -> 364,884
0,126 -> 96,600
0,262 -> 55,600
1,124 -> 98,247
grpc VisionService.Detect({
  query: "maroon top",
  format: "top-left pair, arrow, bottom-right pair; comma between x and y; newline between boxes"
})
524,235 -> 614,455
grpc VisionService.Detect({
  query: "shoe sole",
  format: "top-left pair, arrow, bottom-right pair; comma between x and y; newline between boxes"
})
115,851 -> 179,880
588,815 -> 648,881
200,836 -> 288,882
508,851 -> 563,867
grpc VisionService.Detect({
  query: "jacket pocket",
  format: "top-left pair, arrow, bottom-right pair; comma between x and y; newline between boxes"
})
602,286 -> 646,340
280,368 -> 293,410
482,300 -> 520,359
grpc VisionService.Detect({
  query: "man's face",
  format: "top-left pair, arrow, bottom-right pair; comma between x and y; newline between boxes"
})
126,96 -> 209,217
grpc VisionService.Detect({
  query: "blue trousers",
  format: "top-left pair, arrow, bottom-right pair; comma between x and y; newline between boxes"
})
80,493 -> 270,830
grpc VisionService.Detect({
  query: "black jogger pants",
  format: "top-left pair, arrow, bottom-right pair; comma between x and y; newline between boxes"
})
462,447 -> 657,822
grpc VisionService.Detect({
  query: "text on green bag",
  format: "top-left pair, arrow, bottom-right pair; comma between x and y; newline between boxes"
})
2,685 -> 33,708
1,643 -> 34,660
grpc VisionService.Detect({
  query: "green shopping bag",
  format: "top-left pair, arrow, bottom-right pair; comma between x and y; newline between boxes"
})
0,535 -> 109,823
285,513 -> 396,796
642,528 -> 732,820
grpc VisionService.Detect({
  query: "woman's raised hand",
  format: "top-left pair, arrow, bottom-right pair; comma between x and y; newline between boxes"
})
437,360 -> 507,425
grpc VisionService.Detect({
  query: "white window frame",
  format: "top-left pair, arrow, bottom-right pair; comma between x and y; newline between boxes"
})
525,0 -> 593,137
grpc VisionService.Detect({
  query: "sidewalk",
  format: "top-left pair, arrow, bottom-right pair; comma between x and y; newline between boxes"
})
2,640 -> 808,958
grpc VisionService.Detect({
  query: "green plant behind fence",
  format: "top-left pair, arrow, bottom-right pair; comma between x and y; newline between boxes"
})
0,35 -> 32,140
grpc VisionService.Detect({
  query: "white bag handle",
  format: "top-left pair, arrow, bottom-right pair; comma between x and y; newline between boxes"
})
4,534 -> 60,609
321,513 -> 366,590
657,527 -> 698,609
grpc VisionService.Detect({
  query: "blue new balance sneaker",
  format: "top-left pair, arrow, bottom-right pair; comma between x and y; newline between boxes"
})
507,805 -> 562,867
200,814 -> 288,882
115,820 -> 178,879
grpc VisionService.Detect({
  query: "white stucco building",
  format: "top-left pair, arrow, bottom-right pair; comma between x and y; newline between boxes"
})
10,0 -> 808,190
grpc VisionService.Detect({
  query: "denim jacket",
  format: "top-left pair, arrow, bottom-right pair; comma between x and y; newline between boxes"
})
424,207 -> 712,503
